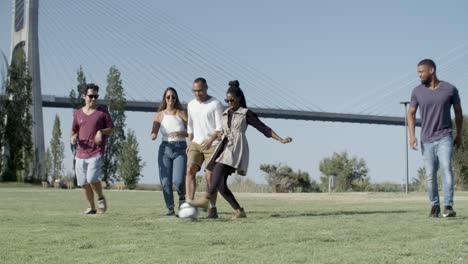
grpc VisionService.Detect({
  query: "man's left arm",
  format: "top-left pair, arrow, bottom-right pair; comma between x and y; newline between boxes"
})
454,103 -> 463,147
100,127 -> 113,136
104,108 -> 115,135
96,110 -> 114,144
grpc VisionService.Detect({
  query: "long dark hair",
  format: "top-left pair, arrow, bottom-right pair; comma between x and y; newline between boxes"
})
227,80 -> 247,108
159,87 -> 183,111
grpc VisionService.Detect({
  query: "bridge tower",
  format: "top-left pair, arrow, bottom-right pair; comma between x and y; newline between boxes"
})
10,0 -> 44,180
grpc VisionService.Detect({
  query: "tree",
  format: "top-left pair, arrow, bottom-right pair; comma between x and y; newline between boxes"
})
260,163 -> 319,193
0,95 -> 5,176
453,116 -> 468,190
0,53 -> 8,176
103,66 -> 126,185
44,148 -> 52,182
117,129 -> 144,189
319,151 -> 369,192
410,167 -> 426,192
2,53 -> 33,182
69,66 -> 86,110
0,106 -> 4,176
69,66 -> 86,186
50,114 -> 65,181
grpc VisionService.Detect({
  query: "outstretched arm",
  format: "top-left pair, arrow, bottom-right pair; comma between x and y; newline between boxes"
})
271,131 -> 293,144
247,110 -> 292,144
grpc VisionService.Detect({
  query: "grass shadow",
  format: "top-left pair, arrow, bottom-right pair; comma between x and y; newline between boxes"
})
260,210 -> 411,218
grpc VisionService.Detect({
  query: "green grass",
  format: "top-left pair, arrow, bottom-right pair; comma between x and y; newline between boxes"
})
1,187 -> 467,264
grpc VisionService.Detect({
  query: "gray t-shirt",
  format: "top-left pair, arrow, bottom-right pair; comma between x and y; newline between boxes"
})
410,81 -> 460,143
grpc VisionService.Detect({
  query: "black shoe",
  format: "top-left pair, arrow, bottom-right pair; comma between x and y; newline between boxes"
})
443,206 -> 456,217
429,205 -> 440,218
166,208 -> 175,216
83,208 -> 97,215
207,207 -> 218,219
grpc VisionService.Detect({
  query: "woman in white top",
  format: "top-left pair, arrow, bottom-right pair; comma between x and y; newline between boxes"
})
151,87 -> 188,216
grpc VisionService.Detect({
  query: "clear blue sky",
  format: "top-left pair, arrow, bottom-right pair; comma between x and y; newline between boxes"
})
1,0 -> 467,185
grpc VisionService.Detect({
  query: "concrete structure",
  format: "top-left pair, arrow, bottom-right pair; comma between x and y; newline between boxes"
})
42,95 -> 421,127
10,0 -> 44,180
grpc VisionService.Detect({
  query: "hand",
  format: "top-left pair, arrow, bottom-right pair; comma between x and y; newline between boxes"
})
150,133 -> 157,141
71,134 -> 78,145
95,130 -> 103,145
169,131 -> 179,138
454,135 -> 462,148
281,137 -> 292,144
201,139 -> 213,150
410,136 -> 418,150
217,131 -> 224,140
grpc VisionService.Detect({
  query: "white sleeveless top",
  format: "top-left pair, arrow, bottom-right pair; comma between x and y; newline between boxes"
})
160,112 -> 186,142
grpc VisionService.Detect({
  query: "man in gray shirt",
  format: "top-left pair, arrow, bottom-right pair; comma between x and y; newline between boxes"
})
408,59 -> 463,218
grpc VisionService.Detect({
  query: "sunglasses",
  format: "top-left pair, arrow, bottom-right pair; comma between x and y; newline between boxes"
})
224,98 -> 236,103
87,94 -> 99,100
166,95 -> 176,100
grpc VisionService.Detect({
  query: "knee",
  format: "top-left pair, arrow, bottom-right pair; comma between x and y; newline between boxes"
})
187,165 -> 198,176
217,183 -> 228,194
174,176 -> 185,187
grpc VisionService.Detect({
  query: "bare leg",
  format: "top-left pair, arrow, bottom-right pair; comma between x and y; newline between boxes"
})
83,184 -> 95,209
186,164 -> 199,200
90,182 -> 104,199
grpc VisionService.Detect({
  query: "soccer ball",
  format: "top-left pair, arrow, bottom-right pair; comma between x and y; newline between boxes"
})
178,202 -> 199,220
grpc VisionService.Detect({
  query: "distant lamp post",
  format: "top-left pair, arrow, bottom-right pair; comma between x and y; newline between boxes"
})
400,101 -> 410,194
328,173 -> 337,193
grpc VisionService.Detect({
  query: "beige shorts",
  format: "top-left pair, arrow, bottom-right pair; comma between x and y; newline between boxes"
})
187,142 -> 216,172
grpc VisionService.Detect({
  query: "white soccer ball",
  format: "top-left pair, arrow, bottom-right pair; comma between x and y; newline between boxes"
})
178,202 -> 199,220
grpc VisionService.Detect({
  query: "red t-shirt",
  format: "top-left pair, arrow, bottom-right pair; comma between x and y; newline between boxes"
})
72,106 -> 114,159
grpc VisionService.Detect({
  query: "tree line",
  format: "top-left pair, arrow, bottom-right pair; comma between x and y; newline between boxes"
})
1,57 -> 467,191
0,59 -> 144,188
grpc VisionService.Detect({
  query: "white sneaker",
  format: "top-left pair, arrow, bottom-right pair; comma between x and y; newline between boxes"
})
97,197 -> 107,213
83,208 -> 97,215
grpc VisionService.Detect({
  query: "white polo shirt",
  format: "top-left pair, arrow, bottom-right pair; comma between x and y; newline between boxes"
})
187,96 -> 223,145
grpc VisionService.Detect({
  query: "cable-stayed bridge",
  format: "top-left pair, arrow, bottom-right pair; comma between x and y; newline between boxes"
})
2,0 -> 468,179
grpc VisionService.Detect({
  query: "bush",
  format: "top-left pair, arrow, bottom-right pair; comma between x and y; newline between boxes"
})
260,163 -> 320,193
319,151 -> 369,192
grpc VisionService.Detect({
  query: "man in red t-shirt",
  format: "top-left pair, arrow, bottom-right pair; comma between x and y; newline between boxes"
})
71,83 -> 114,214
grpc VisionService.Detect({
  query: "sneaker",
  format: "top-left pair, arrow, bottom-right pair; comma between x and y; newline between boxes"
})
207,207 -> 218,219
231,208 -> 247,220
428,205 -> 440,218
97,197 -> 107,214
166,208 -> 175,216
443,206 -> 456,217
188,197 -> 209,210
178,199 -> 186,209
83,208 -> 97,215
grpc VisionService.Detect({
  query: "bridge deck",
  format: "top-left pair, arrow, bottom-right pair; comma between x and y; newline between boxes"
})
40,95 -> 420,126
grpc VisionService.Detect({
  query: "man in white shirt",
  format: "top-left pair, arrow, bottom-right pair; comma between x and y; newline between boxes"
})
186,78 -> 223,219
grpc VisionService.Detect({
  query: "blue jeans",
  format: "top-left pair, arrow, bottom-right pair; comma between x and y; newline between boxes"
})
421,135 -> 454,207
158,141 -> 187,209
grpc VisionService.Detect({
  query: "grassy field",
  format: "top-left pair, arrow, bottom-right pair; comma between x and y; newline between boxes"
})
1,186 -> 467,264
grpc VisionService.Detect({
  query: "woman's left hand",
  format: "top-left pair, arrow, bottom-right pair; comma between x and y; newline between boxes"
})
281,137 -> 292,144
